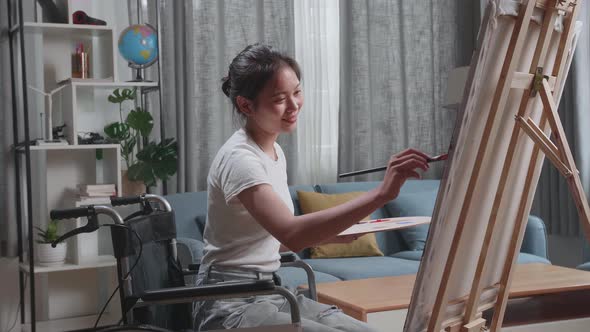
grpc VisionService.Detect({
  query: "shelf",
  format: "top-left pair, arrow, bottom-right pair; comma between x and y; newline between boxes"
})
19,255 -> 116,274
60,78 -> 159,88
17,144 -> 120,152
21,312 -> 119,332
76,197 -> 113,206
20,22 -> 113,37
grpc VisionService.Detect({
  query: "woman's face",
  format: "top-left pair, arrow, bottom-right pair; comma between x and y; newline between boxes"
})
245,65 -> 303,135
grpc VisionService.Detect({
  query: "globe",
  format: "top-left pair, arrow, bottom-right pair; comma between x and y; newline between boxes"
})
118,24 -> 158,69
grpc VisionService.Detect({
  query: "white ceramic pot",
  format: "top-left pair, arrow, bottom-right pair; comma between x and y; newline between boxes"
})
37,242 -> 67,266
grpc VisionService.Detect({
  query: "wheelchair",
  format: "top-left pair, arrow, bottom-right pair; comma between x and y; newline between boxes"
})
50,194 -> 317,332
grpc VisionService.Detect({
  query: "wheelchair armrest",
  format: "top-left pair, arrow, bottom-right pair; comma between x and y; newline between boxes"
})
139,280 -> 302,324
280,251 -> 298,263
280,257 -> 317,301
141,279 -> 275,302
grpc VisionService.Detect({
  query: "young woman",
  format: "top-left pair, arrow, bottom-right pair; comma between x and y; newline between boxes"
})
194,43 -> 431,331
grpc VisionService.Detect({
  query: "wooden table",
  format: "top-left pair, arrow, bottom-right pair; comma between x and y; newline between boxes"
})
311,264 -> 590,332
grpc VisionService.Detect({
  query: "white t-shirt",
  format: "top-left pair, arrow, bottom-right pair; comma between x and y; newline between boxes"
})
201,128 -> 294,272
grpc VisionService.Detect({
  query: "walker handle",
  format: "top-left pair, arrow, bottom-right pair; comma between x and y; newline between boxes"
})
49,206 -> 99,248
110,195 -> 143,206
50,206 -> 94,220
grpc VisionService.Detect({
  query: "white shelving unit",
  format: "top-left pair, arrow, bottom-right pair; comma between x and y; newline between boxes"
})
19,22 -> 117,85
55,81 -> 159,144
26,143 -> 123,151
19,255 -> 116,274
16,143 -> 122,321
65,79 -> 159,87
10,0 -> 161,328
22,21 -> 114,35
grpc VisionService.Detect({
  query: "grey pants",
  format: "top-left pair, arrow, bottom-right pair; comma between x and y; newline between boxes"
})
193,265 -> 378,332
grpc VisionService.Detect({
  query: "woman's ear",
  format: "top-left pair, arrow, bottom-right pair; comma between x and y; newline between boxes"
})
236,96 -> 254,117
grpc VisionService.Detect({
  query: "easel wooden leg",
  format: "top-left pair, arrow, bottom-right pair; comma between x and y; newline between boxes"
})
427,1 -> 538,330
490,4 -> 583,329
516,116 -> 572,177
460,1 -> 558,329
490,115 -> 549,331
408,1 -> 585,331
462,318 -> 487,332
446,322 -> 462,332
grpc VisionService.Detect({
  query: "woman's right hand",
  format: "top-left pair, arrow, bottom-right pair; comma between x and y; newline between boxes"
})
378,148 -> 431,202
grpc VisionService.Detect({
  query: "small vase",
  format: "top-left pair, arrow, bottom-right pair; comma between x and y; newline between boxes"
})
37,242 -> 67,266
121,170 -> 146,196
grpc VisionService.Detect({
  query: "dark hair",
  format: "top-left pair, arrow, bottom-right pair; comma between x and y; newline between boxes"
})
222,44 -> 301,118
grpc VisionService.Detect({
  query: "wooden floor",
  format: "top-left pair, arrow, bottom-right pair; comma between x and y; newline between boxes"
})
19,313 -> 118,332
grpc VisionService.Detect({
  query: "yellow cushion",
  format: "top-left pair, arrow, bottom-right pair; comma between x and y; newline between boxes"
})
296,191 -> 384,258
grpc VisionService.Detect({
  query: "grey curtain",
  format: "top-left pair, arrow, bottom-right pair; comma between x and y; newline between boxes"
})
338,0 -> 480,181
532,1 -> 590,237
158,0 -> 296,193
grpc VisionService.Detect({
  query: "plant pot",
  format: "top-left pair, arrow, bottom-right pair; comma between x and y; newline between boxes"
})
36,242 -> 67,266
121,170 -> 146,196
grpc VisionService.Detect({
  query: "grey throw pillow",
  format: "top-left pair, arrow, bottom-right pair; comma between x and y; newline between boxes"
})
384,191 -> 438,251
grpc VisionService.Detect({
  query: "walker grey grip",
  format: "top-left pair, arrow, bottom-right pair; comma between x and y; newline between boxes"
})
50,207 -> 93,220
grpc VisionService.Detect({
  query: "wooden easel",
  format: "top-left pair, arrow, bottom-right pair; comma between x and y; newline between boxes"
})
406,1 -> 589,331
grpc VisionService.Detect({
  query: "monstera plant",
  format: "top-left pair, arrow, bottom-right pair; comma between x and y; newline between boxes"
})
105,88 -> 177,188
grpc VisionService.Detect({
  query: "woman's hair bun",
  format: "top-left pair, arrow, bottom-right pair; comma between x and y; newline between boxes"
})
221,75 -> 231,97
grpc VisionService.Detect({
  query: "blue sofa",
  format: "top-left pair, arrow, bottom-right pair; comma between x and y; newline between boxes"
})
168,180 -> 550,289
577,242 -> 590,271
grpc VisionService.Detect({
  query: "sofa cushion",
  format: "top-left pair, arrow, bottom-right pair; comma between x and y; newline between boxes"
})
275,267 -> 341,290
315,182 -> 404,254
374,231 -> 408,257
317,180 -> 440,196
391,250 -> 424,261
577,262 -> 590,271
176,237 -> 205,267
314,182 -> 387,218
289,185 -> 318,216
195,216 -> 207,235
384,191 -> 438,251
165,191 -> 208,240
391,250 -> 550,265
515,253 -> 551,265
317,180 -> 441,255
297,191 -> 384,258
521,215 -> 548,258
396,179 -> 440,195
303,256 -> 420,280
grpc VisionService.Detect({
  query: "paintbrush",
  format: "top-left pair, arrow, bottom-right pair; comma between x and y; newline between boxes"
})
338,153 -> 448,178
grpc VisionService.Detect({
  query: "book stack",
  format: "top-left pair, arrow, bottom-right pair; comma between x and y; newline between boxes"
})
78,184 -> 116,204
36,139 -> 68,146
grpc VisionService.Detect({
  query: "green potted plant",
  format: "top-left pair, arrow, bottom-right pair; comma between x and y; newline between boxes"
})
35,220 -> 67,266
104,88 -> 178,194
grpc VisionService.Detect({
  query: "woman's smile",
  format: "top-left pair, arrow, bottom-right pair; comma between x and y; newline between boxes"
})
282,113 -> 298,124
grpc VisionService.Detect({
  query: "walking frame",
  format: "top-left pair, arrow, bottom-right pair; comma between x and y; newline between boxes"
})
407,1 -> 590,331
